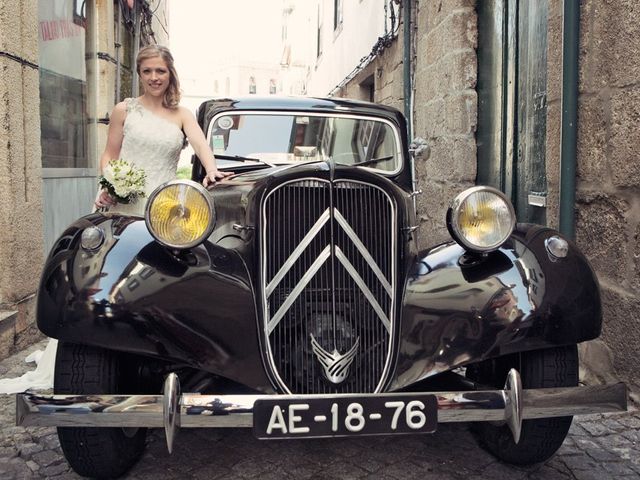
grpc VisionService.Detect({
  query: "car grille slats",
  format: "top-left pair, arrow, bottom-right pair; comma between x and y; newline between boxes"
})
262,179 -> 396,394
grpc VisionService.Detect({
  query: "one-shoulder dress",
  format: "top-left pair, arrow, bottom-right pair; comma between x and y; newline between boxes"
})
106,97 -> 184,216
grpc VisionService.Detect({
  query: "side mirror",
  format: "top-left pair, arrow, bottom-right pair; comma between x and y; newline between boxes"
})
409,137 -> 429,160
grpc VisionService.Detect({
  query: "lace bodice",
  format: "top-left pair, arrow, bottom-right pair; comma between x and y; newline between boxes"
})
107,97 -> 184,216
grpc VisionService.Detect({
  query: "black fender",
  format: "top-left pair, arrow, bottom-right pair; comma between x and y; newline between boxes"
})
37,214 -> 275,393
390,224 -> 601,390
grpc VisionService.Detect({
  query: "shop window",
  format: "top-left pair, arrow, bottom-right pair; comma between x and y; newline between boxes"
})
249,76 -> 257,94
269,79 -> 277,94
39,0 -> 90,168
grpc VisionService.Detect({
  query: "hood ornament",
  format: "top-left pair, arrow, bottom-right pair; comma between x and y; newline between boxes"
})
310,335 -> 360,384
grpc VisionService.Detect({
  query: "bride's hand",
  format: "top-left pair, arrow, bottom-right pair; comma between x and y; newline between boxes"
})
203,169 -> 234,188
95,189 -> 117,209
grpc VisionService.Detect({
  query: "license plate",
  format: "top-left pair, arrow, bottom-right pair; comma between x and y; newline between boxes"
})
253,394 -> 437,439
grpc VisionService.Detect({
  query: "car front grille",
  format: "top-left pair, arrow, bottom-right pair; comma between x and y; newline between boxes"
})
261,179 -> 396,394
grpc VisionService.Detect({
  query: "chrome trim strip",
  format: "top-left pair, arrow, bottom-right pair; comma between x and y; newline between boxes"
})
267,245 -> 332,334
17,383 -> 627,430
266,208 -> 331,296
335,247 -> 391,333
333,209 -> 392,296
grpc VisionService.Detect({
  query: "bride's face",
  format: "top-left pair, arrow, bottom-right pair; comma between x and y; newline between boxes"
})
139,56 -> 170,97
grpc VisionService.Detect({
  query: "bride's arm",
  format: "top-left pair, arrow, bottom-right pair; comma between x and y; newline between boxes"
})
99,102 -> 127,171
95,102 -> 127,208
181,107 -> 233,187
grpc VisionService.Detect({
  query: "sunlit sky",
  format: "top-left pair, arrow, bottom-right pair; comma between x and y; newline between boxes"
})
168,0 -> 283,85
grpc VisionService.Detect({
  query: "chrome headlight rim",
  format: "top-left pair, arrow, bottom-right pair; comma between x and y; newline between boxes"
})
144,179 -> 215,249
447,186 -> 516,253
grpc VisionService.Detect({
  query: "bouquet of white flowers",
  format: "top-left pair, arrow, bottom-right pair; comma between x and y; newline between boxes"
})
99,159 -> 146,204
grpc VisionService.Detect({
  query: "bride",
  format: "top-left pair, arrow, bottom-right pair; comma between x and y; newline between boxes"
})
95,44 -> 232,213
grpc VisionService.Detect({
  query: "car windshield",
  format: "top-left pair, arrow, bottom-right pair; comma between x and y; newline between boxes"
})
207,112 -> 402,173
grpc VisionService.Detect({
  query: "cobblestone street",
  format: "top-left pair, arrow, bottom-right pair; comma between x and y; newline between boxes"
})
1,340 -> 639,479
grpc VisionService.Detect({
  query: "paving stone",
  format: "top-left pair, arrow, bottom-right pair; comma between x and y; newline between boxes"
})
39,462 -> 69,477
601,461 -> 640,476
18,442 -> 43,459
31,449 -> 62,468
580,420 -> 614,436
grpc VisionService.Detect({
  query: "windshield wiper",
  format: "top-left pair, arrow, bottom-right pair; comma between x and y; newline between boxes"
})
213,154 -> 263,163
336,155 -> 395,168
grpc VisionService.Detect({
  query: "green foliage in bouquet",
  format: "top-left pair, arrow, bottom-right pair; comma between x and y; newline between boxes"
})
99,159 -> 147,204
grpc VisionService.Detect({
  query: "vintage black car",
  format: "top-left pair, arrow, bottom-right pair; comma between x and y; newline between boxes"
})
18,97 -> 626,478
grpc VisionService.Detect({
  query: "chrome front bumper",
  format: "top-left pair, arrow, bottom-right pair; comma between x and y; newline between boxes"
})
16,370 -> 627,453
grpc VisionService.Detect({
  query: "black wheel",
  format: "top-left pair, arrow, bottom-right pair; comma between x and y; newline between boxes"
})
54,342 -> 148,479
466,345 -> 578,465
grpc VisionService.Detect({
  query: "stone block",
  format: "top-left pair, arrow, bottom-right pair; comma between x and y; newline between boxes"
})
444,90 -> 477,135
419,8 -> 477,68
578,0 -> 597,94
599,286 -> 640,384
575,193 -> 630,288
423,135 -> 476,183
96,0 -> 115,55
0,1 -> 22,54
609,88 -> 640,188
415,98 -> 446,138
418,0 -> 475,33
576,95 -> 609,185
20,0 -> 39,65
419,50 -> 477,102
586,0 -> 640,91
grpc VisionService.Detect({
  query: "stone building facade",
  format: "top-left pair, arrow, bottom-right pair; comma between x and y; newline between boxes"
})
328,0 -> 640,389
0,0 -> 169,359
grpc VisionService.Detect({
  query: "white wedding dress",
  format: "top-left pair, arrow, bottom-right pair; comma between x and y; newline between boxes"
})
106,97 -> 184,216
0,98 -> 185,394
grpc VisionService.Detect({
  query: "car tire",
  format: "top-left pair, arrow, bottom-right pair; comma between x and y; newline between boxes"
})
466,345 -> 578,465
54,341 -> 147,479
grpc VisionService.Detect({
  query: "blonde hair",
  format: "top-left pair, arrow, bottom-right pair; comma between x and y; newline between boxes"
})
136,45 -> 181,109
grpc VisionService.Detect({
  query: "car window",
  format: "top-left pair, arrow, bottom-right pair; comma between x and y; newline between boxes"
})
208,112 -> 401,173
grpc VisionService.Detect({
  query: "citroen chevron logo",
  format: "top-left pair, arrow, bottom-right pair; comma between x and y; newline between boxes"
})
310,335 -> 360,384
266,207 -> 392,335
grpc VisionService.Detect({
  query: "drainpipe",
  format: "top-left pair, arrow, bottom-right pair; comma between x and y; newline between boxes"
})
559,0 -> 580,239
403,0 -> 412,140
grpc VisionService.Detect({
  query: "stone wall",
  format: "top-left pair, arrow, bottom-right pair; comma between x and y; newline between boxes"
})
0,0 -> 45,357
572,0 -> 640,389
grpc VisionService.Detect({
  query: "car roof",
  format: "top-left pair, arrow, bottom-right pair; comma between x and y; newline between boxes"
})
198,95 -> 407,126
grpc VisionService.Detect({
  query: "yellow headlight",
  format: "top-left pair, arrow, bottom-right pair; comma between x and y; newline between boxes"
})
145,180 -> 215,248
447,186 -> 515,252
